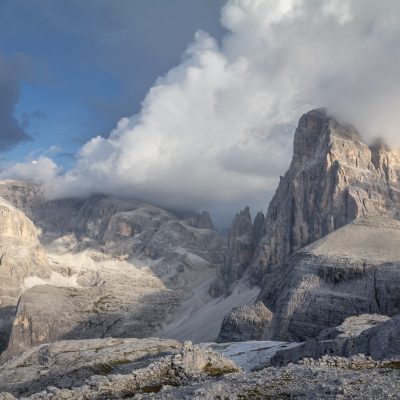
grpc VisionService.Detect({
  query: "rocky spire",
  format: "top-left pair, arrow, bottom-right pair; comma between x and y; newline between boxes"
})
248,109 -> 400,282
211,207 -> 266,295
196,211 -> 215,230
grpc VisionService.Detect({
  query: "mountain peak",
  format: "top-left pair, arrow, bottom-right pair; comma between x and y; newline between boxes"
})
215,109 -> 400,291
292,108 -> 363,167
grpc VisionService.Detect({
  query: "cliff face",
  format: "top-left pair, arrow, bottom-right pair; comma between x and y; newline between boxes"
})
260,216 -> 400,341
0,186 -> 227,357
0,198 -> 50,351
217,108 -> 400,341
211,207 -> 265,296
250,108 -> 400,282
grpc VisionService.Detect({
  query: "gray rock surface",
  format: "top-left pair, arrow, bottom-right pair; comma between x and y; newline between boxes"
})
1,336 -> 400,399
0,340 -> 239,399
175,210 -> 215,230
217,109 -> 400,342
217,302 -> 273,342
211,208 -> 264,296
271,314 -> 400,366
0,180 -> 44,218
0,184 -> 227,356
250,108 -> 400,282
4,281 -> 180,359
43,195 -> 225,290
260,216 -> 400,341
0,197 -> 50,351
0,337 -> 182,396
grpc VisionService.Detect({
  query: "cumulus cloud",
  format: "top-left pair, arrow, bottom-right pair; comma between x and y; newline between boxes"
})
0,156 -> 60,184
2,0 -> 400,221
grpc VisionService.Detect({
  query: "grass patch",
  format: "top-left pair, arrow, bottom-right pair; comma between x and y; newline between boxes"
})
203,363 -> 238,377
91,358 -> 133,374
141,384 -> 163,393
381,361 -> 400,370
93,295 -> 114,313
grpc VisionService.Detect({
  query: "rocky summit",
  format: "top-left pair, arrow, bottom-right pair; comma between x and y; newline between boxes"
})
2,108 -> 400,398
216,108 -> 400,343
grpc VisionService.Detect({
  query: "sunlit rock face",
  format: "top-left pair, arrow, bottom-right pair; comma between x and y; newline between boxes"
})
0,197 -> 50,351
251,108 -> 400,282
0,182 -> 227,357
217,108 -> 400,342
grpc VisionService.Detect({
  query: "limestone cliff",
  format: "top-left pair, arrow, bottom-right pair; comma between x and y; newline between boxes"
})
0,188 -> 226,356
211,207 -> 265,295
218,108 -> 400,341
261,216 -> 400,341
0,198 -> 50,351
251,108 -> 400,282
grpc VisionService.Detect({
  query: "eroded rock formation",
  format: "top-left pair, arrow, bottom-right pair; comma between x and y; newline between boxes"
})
261,216 -> 400,341
218,108 -> 400,342
251,108 -> 400,281
0,198 -> 50,351
211,207 -> 265,296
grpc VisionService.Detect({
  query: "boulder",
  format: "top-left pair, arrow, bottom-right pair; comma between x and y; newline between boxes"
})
217,302 -> 273,342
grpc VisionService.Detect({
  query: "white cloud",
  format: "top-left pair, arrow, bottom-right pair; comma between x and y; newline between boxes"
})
2,0 -> 400,222
0,156 -> 60,185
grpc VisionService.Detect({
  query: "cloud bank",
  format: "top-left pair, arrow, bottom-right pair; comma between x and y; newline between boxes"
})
2,0 -> 400,222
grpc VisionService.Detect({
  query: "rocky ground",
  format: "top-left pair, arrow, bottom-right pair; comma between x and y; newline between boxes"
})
1,338 -> 400,399
1,314 -> 400,399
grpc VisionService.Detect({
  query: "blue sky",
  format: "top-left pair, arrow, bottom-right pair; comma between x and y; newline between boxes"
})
0,0 -> 225,168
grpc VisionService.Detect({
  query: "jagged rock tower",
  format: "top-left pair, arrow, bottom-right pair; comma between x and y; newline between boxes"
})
218,108 -> 400,342
250,108 -> 400,282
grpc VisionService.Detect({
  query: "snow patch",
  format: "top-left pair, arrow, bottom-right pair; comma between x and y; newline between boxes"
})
201,340 -> 302,371
23,271 -> 80,290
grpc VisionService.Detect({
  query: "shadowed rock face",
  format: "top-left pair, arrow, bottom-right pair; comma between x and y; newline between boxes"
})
4,283 -> 181,359
211,208 -> 265,296
217,302 -> 272,343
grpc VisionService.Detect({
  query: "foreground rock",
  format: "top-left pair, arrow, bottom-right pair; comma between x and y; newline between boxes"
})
0,340 -> 239,399
271,314 -> 400,366
0,338 -> 182,396
2,341 -> 400,399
